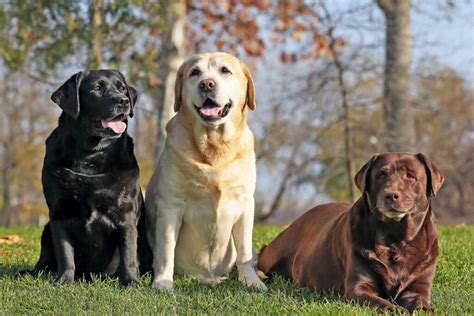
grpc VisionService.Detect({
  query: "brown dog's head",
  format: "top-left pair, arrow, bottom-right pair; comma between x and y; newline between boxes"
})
355,153 -> 444,222
173,52 -> 255,127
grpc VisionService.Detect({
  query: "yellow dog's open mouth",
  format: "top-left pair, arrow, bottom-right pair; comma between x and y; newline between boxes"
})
195,98 -> 232,122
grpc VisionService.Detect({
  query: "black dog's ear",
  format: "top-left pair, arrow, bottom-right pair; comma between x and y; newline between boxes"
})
116,71 -> 138,118
416,153 -> 445,197
126,85 -> 137,118
51,72 -> 84,119
355,154 -> 379,194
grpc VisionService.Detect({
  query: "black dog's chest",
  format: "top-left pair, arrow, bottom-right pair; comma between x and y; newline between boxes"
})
47,165 -> 138,224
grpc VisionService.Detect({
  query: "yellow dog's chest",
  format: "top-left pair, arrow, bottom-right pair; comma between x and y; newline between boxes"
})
180,157 -> 252,200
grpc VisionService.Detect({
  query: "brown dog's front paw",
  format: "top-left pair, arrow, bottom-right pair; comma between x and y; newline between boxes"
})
380,303 -> 408,314
420,305 -> 434,314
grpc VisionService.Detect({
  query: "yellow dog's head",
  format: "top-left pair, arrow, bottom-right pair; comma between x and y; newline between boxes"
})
174,52 -> 256,127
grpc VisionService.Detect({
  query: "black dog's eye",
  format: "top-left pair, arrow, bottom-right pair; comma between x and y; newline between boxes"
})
93,85 -> 102,92
190,68 -> 201,77
221,66 -> 232,74
119,85 -> 126,92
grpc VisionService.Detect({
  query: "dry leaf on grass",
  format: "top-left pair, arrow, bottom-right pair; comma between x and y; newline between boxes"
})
0,235 -> 23,244
0,249 -> 19,254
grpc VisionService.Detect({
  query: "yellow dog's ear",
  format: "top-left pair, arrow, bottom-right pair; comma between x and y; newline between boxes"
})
240,61 -> 256,111
173,62 -> 185,112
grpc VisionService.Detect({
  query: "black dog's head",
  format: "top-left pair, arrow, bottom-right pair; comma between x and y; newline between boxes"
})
51,70 -> 138,138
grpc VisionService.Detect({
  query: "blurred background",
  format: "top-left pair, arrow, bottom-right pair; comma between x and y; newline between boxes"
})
0,0 -> 472,226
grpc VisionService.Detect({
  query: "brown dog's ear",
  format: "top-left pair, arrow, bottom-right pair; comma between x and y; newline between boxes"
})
240,61 -> 256,111
51,72 -> 84,119
116,71 -> 138,118
416,153 -> 445,197
173,63 -> 185,112
354,154 -> 379,193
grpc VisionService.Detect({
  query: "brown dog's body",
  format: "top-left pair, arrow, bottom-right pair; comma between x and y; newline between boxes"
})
258,153 -> 444,312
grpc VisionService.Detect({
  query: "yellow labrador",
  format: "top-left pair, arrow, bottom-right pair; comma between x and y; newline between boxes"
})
145,52 -> 266,291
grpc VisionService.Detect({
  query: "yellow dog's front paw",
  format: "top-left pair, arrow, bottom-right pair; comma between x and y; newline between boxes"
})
239,274 -> 268,291
151,278 -> 174,291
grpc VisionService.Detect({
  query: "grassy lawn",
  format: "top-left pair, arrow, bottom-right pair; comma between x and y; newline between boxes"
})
1,225 -> 473,315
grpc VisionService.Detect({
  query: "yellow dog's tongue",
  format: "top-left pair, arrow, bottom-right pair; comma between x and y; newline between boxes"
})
101,120 -> 127,133
199,106 -> 223,117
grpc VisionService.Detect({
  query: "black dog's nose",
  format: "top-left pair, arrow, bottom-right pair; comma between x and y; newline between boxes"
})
113,97 -> 130,109
384,191 -> 400,202
199,79 -> 216,92
119,97 -> 130,105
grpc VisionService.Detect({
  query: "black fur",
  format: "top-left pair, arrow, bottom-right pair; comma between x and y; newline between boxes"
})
22,70 -> 152,285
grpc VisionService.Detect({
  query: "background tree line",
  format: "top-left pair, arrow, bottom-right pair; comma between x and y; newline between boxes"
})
0,0 -> 472,226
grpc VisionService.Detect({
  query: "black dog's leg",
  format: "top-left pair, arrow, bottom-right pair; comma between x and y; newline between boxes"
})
117,223 -> 139,286
50,221 -> 75,284
18,222 -> 57,276
137,200 -> 153,275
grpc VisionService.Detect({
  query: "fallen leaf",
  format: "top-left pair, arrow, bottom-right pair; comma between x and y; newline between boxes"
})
0,235 -> 23,244
0,249 -> 19,254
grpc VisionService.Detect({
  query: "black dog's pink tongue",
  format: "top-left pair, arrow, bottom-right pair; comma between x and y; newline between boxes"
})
101,120 -> 126,133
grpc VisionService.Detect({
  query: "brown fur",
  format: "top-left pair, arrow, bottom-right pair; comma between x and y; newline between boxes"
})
257,152 -> 444,312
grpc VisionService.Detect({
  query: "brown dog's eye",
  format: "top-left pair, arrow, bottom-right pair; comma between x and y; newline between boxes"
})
406,172 -> 416,180
190,69 -> 201,77
221,66 -> 232,74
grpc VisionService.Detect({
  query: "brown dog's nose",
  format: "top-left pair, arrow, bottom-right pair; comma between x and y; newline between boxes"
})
384,191 -> 400,202
199,79 -> 216,92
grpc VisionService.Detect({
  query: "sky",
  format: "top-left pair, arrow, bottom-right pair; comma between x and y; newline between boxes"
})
327,0 -> 474,81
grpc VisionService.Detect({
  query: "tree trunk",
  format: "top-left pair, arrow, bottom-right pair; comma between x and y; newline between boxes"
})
0,143 -> 12,226
261,168 -> 292,222
0,75 -> 16,226
260,146 -> 300,222
89,0 -> 104,68
377,0 -> 415,151
155,0 -> 186,159
327,26 -> 357,203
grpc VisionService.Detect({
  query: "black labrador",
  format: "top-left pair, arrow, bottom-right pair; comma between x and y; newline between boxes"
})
24,70 -> 152,285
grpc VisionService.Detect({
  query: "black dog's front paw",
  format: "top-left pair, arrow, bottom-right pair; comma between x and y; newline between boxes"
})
120,275 -> 141,287
17,269 -> 35,276
54,269 -> 75,284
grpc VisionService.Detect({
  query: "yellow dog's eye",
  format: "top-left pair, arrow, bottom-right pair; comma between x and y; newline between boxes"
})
221,66 -> 232,74
190,69 -> 201,77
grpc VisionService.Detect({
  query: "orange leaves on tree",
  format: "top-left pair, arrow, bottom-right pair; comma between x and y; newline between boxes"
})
148,74 -> 163,87
186,0 -> 345,63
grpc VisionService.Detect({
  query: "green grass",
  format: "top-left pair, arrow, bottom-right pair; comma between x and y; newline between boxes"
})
1,226 -> 473,315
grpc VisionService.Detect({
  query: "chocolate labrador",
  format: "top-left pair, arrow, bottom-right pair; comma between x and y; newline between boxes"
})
23,70 -> 152,285
257,152 -> 444,312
